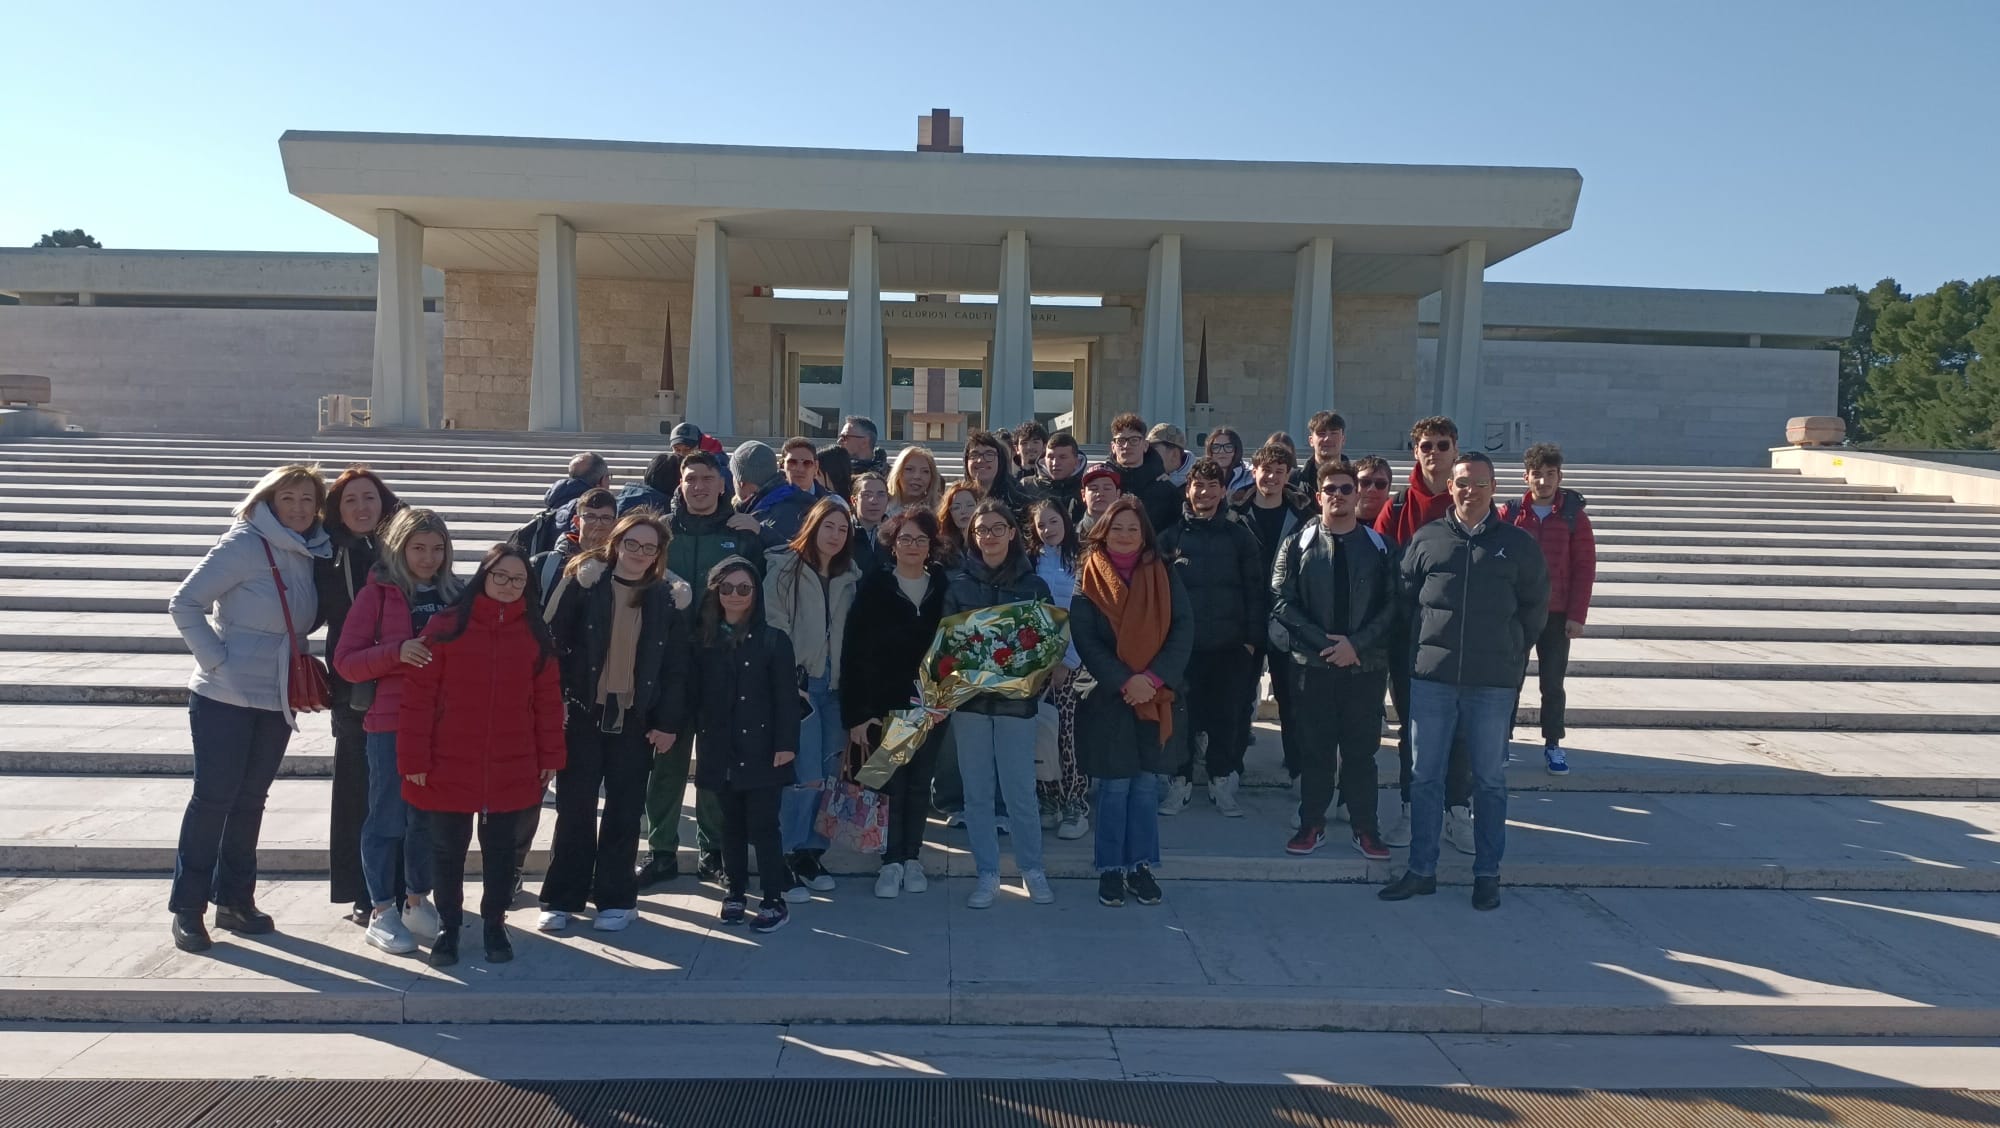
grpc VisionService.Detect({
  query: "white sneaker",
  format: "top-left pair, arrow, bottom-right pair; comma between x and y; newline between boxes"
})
1056,807 -> 1090,840
902,859 -> 928,893
1158,777 -> 1193,816
806,871 -> 837,893
592,908 -> 636,932
783,884 -> 812,904
874,862 -> 904,899
1445,807 -> 1476,856
364,908 -> 417,955
535,910 -> 570,932
1211,772 -> 1244,818
402,895 -> 441,943
1380,802 -> 1412,849
1022,870 -> 1055,904
966,873 -> 1001,909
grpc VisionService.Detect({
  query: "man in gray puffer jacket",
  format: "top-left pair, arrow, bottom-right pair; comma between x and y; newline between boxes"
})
1379,451 -> 1547,913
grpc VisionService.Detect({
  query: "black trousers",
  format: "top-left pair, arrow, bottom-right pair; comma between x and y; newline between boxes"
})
328,705 -> 375,909
539,709 -> 652,912
881,727 -> 944,865
1181,646 -> 1258,780
426,808 -> 526,931
1528,614 -> 1572,743
1389,631 -> 1471,808
719,785 -> 787,906
1297,667 -> 1386,834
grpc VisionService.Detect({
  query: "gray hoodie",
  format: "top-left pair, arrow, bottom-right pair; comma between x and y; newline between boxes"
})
169,502 -> 332,727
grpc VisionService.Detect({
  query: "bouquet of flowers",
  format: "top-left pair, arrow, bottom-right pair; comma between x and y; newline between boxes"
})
855,599 -> 1071,789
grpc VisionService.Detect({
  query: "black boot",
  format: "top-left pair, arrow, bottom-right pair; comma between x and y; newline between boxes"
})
484,921 -> 513,962
429,928 -> 460,968
1377,871 -> 1437,902
171,911 -> 211,953
1472,876 -> 1501,911
214,903 -> 274,935
635,852 -> 680,889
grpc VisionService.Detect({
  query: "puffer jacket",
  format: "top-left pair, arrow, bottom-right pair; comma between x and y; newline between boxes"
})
671,621 -> 803,793
1029,471 -> 1085,527
332,576 -> 419,734
396,593 -> 566,814
315,531 -> 379,706
168,502 -> 332,727
548,569 -> 692,731
1498,488 -> 1597,623
1271,519 -> 1398,675
763,549 -> 861,686
668,496 -> 759,614
1070,560 -> 1193,779
942,548 -> 1054,718
1400,509 -> 1550,689
1093,449 -> 1183,535
840,563 -> 948,727
745,476 -> 814,550
1157,506 -> 1267,651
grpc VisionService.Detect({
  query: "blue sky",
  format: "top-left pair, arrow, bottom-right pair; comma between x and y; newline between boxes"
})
6,0 -> 1993,294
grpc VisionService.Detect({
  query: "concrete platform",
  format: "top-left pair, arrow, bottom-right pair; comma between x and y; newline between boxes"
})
3,877 -> 2000,1036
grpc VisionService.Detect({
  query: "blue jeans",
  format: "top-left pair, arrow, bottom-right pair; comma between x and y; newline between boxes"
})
780,672 -> 844,853
951,711 -> 1043,878
169,694 -> 292,913
360,731 -> 432,907
1091,773 -> 1161,873
1407,679 -> 1513,879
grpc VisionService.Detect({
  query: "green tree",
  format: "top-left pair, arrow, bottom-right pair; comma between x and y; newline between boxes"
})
31,229 -> 101,249
1856,276 -> 2000,449
1826,279 -> 1904,440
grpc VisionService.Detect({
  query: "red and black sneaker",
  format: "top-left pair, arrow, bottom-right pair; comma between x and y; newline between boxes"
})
1285,827 -> 1326,856
1352,831 -> 1392,861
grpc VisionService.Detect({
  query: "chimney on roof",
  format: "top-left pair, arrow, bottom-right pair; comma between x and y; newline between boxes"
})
916,108 -> 963,153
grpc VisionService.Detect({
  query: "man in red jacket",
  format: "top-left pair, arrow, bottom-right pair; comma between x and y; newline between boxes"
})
1375,417 -> 1473,854
1499,442 -> 1596,775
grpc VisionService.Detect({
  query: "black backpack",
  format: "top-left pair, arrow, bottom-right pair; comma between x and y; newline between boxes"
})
509,508 -> 561,556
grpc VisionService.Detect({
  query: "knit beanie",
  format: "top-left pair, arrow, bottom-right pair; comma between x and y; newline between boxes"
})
731,440 -> 779,490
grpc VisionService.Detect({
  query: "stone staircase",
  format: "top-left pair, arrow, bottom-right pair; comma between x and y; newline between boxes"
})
1,432 -> 1997,1033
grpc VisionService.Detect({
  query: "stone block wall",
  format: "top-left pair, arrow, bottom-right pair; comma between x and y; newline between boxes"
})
1330,295 -> 1421,457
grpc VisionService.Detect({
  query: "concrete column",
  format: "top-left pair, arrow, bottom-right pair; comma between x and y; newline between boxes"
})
687,219 -> 736,433
527,215 -> 581,432
1071,355 -> 1091,439
1139,234 -> 1186,430
988,229 -> 1035,432
1434,239 -> 1487,437
841,225 -> 887,425
1285,236 -> 1335,436
370,209 -> 428,427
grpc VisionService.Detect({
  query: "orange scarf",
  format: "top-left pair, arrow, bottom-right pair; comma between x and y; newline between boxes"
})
1077,549 -> 1175,745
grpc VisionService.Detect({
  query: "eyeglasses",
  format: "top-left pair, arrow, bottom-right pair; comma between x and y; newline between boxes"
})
965,450 -> 997,463
1110,434 -> 1145,446
619,538 -> 661,557
1359,478 -> 1392,490
973,524 -> 1014,539
893,534 -> 931,547
1208,442 -> 1239,453
1418,440 -> 1455,454
1451,477 -> 1494,489
487,571 -> 529,589
716,581 -> 755,596
578,513 -> 617,526
1320,483 -> 1356,496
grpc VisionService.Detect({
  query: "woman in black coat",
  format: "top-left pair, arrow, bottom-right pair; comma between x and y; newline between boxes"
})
664,556 -> 801,935
316,466 -> 403,923
839,510 -> 949,900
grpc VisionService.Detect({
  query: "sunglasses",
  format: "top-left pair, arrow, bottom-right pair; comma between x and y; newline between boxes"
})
1418,440 -> 1455,454
785,457 -> 816,468
1319,483 -> 1356,496
1359,478 -> 1392,490
716,581 -> 756,596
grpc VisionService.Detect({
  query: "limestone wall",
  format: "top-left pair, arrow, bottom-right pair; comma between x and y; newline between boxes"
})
0,304 -> 441,436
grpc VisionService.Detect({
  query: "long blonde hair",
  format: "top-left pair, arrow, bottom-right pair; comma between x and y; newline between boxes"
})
374,507 -> 463,604
887,446 -> 943,513
234,463 -> 326,522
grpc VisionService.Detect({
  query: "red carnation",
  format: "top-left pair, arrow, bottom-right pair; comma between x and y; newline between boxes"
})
938,656 -> 958,677
994,647 -> 1014,665
1018,628 -> 1040,649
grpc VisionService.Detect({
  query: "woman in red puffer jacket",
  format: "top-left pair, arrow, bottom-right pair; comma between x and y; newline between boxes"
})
396,543 -> 565,968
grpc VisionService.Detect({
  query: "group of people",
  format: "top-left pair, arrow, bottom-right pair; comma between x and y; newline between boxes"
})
164,407 -> 1597,964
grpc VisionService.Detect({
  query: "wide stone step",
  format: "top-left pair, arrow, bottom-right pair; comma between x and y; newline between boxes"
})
1512,676 -> 2000,732
0,532 -> 511,560
1586,584 -> 2000,614
1589,607 -> 2000,644
1591,545 -> 2000,568
0,515 -> 526,538
2,876 -> 1996,1035
0,483 -> 540,509
1591,529 -> 2000,551
1593,562 -> 2000,590
5,776 -> 1998,893
1535,639 -> 2000,682
0,498 -> 544,524
1588,515 -> 2000,537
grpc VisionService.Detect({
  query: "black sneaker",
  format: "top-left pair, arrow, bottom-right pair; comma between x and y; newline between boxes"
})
697,852 -> 724,883
719,898 -> 747,926
752,902 -> 789,934
171,911 -> 211,953
1472,876 -> 1502,911
1127,865 -> 1163,906
429,930 -> 460,968
214,904 -> 274,935
483,922 -> 513,963
634,853 -> 680,889
1377,871 -> 1437,901
1097,872 -> 1125,907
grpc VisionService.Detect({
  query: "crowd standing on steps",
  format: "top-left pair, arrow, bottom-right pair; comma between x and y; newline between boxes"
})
164,406 -> 1588,960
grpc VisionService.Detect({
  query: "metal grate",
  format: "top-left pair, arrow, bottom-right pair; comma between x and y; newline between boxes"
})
3,1079 -> 1998,1128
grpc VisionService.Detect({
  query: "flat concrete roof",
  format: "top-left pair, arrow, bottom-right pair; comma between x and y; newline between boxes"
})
1418,282 -> 1858,340
280,131 -> 1582,296
0,248 -> 444,301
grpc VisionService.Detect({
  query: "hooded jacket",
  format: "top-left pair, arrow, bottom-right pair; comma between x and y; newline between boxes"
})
839,562 -> 948,727
168,502 -> 332,728
1093,449 -> 1183,535
543,475 -> 603,511
667,494 -> 757,618
1497,488 -> 1597,623
942,548 -> 1054,718
396,593 -> 565,814
673,619 -> 802,793
1373,465 -> 1453,547
1029,469 -> 1086,527
1400,508 -> 1550,689
763,548 -> 861,687
333,575 -> 421,733
745,476 -> 814,550
1157,505 -> 1268,651
547,566 -> 692,730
